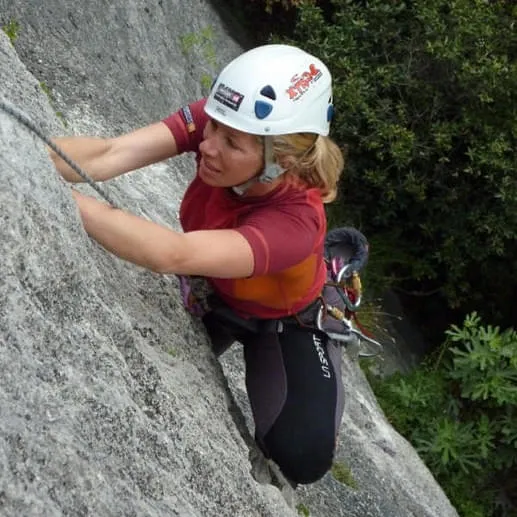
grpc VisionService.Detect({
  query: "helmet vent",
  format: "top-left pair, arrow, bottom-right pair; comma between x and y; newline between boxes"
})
210,75 -> 219,92
327,104 -> 335,123
259,85 -> 277,100
254,100 -> 273,120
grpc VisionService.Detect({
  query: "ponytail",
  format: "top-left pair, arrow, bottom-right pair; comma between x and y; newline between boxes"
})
273,133 -> 345,203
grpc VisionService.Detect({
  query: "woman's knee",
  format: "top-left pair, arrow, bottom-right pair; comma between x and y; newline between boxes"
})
262,425 -> 335,485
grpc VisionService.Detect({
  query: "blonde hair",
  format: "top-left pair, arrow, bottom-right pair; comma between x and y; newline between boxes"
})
272,133 -> 345,203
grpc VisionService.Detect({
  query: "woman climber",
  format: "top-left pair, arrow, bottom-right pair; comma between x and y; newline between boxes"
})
51,44 -> 346,485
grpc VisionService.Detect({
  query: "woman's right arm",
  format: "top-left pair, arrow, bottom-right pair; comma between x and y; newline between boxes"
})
51,121 -> 178,182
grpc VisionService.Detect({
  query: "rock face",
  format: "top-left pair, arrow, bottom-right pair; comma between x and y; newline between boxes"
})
0,2 -> 458,516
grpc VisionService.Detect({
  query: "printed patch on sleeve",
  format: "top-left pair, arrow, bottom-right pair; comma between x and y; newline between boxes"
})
181,106 -> 196,133
213,83 -> 244,112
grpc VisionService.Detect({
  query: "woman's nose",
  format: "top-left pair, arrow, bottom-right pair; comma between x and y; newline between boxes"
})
200,134 -> 218,157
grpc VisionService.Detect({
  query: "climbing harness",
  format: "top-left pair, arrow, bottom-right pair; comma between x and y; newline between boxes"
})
0,97 -> 118,207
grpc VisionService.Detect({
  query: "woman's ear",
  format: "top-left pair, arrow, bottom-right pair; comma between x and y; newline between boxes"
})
277,154 -> 297,171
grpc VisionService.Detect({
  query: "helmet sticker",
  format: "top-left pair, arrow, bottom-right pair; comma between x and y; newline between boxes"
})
213,83 -> 245,111
286,64 -> 322,101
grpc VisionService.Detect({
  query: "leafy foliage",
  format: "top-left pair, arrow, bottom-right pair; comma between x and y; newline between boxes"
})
446,313 -> 517,406
370,313 -> 517,516
266,0 -> 517,324
250,0 -> 314,13
2,18 -> 20,44
331,461 -> 358,488
179,26 -> 219,95
236,2 -> 517,513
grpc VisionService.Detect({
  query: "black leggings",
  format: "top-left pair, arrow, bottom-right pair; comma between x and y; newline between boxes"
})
202,311 -> 345,485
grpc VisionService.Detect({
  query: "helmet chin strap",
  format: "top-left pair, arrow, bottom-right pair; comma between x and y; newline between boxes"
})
231,136 -> 285,196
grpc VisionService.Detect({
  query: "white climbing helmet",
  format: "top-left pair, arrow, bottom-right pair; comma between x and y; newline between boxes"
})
204,44 -> 334,137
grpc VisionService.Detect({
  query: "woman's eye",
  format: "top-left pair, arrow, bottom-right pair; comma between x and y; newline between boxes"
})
226,137 -> 238,149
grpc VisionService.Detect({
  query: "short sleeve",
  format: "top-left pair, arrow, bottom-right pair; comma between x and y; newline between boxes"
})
236,192 -> 325,276
162,98 -> 208,154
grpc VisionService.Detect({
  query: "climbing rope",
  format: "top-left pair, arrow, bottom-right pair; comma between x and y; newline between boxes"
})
0,97 -> 118,207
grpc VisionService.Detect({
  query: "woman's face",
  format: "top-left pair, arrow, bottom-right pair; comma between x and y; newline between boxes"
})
198,118 -> 263,188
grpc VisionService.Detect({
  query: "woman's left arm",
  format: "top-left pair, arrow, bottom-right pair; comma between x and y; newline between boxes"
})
73,191 -> 254,278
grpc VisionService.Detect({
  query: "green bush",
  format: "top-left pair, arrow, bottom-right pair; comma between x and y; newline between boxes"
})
281,0 -> 517,324
370,312 -> 517,516
250,0 -> 312,12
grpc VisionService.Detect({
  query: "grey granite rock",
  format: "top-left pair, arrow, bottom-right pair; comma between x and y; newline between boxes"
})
0,24 -> 293,517
0,2 -> 459,516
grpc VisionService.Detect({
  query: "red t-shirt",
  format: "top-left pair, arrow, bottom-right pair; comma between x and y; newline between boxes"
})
163,99 -> 327,319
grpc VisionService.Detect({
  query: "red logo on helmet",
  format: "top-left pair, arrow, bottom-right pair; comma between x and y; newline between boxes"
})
286,64 -> 322,100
